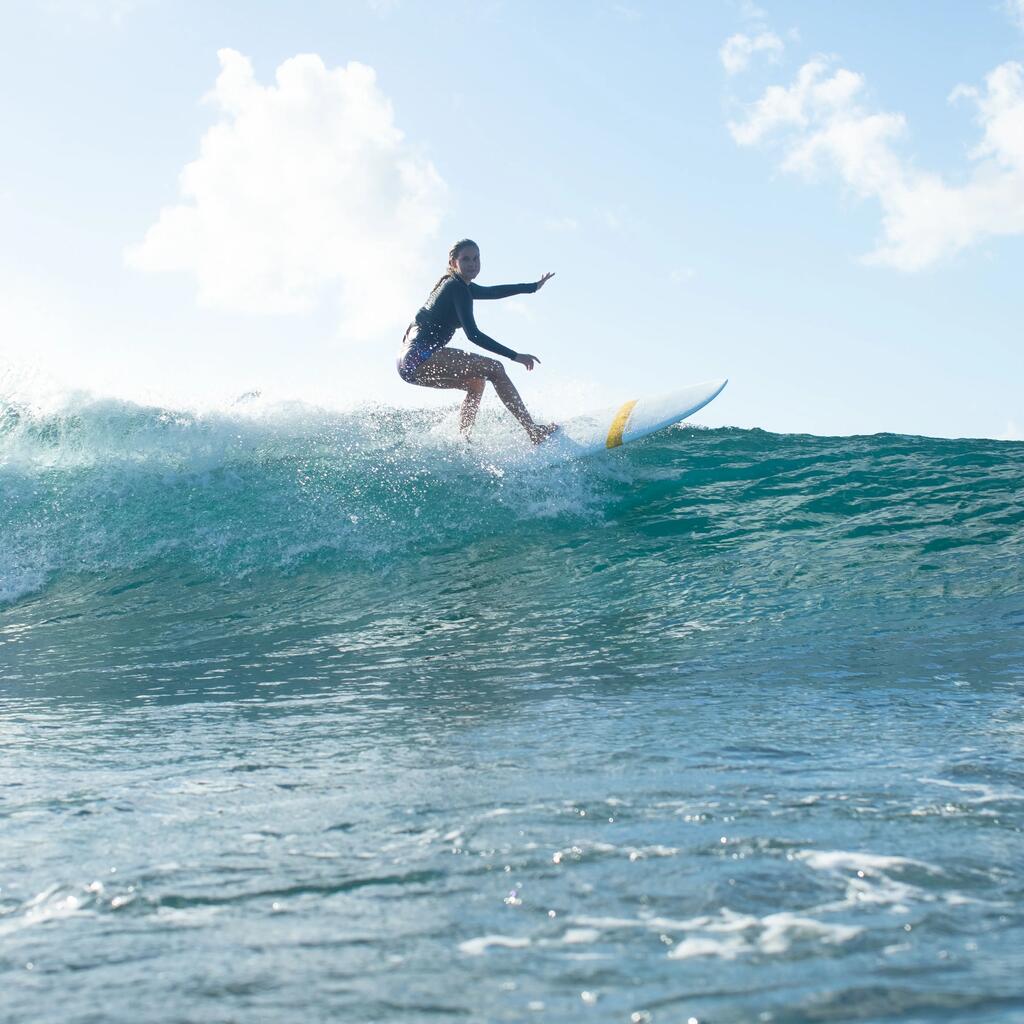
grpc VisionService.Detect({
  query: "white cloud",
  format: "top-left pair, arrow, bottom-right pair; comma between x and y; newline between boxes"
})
729,56 -> 1024,270
127,49 -> 446,339
1007,0 -> 1024,30
719,31 -> 784,75
738,0 -> 767,23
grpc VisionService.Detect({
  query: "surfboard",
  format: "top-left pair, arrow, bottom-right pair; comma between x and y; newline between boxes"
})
534,378 -> 728,463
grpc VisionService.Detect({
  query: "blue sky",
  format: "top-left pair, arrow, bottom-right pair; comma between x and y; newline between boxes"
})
2,0 -> 1023,439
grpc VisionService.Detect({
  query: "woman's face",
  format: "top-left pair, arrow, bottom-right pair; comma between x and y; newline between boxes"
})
451,245 -> 481,282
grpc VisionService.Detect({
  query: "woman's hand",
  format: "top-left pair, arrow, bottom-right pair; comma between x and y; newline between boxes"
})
535,272 -> 555,290
513,353 -> 542,371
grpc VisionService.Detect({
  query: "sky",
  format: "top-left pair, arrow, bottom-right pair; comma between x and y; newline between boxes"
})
2,0 -> 1023,439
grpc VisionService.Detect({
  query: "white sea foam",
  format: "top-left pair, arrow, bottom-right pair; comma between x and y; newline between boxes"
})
571,907 -> 862,961
793,848 -> 953,913
919,777 -> 1024,804
758,912 -> 862,953
0,885 -> 93,937
551,841 -> 680,864
667,917 -> 860,962
794,850 -> 939,875
458,934 -> 531,956
663,909 -> 862,959
668,935 -> 747,960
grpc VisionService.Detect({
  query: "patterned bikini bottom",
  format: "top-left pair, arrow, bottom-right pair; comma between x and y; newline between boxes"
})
396,324 -> 444,384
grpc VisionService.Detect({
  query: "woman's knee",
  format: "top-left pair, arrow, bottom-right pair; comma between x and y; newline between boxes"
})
480,358 -> 506,381
466,377 -> 486,396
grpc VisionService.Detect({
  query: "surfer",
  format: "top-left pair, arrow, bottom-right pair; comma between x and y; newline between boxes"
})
398,239 -> 558,444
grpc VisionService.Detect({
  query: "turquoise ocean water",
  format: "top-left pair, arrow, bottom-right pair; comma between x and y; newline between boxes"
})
2,393 -> 1023,1023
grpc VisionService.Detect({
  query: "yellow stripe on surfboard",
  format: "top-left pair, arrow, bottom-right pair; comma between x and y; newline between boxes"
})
606,399 -> 638,449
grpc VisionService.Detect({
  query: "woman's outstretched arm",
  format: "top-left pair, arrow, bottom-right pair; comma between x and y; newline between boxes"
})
468,281 -> 538,300
469,272 -> 554,300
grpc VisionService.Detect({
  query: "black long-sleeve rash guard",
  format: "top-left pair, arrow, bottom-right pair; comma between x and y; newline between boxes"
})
413,275 -> 539,360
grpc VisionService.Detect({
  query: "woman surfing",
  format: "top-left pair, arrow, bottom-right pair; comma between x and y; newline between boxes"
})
397,239 -> 558,444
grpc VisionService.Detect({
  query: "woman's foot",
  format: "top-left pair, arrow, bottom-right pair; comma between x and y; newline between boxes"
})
527,422 -> 559,445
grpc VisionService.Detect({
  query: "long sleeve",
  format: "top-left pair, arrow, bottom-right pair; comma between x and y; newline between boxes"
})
452,282 -> 518,360
468,281 -> 539,300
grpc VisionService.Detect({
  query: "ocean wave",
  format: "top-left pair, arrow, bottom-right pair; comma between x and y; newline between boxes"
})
2,388 -> 1023,608
0,390 -> 616,604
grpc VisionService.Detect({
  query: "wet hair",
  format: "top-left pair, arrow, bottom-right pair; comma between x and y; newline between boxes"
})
431,238 -> 478,291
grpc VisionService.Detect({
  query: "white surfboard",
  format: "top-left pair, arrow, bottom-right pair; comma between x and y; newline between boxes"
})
534,378 -> 728,463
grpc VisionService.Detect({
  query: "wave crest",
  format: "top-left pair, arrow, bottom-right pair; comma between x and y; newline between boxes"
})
0,391 -> 615,604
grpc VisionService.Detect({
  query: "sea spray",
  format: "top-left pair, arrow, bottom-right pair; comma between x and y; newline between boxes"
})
0,390 -> 618,603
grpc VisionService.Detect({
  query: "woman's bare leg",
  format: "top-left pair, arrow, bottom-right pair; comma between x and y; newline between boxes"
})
412,349 -> 557,443
459,377 -> 486,436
